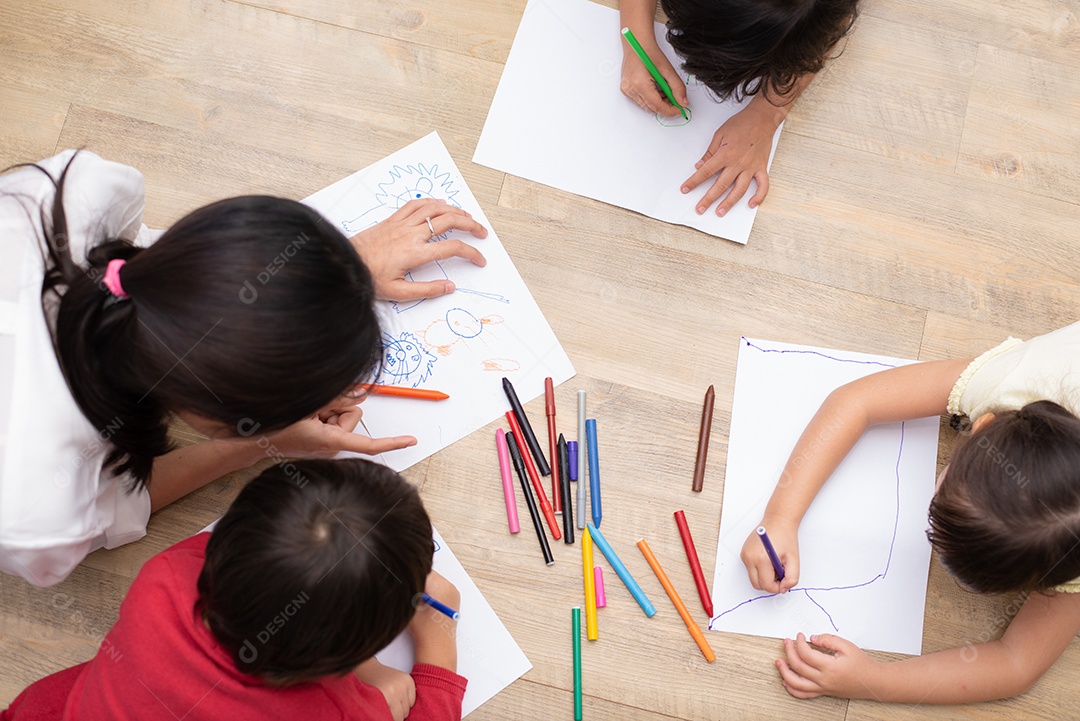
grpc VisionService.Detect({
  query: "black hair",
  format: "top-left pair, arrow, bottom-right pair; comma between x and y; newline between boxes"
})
928,401 -> 1080,593
198,459 -> 433,685
26,153 -> 382,488
660,0 -> 859,102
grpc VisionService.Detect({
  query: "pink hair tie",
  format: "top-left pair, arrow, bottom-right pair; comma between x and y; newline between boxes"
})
103,259 -> 129,299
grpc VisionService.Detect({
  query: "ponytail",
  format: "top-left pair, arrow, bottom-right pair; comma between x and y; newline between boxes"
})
29,153 -> 383,490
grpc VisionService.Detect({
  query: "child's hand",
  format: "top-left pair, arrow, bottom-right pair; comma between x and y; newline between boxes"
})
409,571 -> 460,673
355,659 -> 417,721
680,100 -> 783,216
740,521 -> 799,593
260,394 -> 416,458
776,633 -> 879,699
620,41 -> 688,117
350,198 -> 488,302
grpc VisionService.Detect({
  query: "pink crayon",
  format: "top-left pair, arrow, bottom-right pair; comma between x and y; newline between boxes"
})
594,566 -> 607,608
497,430 -> 520,533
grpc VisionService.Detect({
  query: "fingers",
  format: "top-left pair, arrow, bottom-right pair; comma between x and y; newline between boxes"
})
748,170 -> 770,209
712,174 -> 753,217
339,433 -> 418,455
776,658 -> 821,699
780,554 -> 799,591
808,633 -> 849,655
430,210 -> 488,241
381,279 -> 456,301
424,237 -> 487,267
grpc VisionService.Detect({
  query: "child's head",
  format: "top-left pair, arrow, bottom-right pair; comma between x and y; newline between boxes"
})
659,0 -> 859,101
929,400 -> 1080,593
198,459 -> 433,685
39,155 -> 383,485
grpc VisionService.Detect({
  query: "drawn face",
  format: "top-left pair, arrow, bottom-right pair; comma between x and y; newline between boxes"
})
393,177 -> 435,207
446,308 -> 484,338
384,338 -> 425,377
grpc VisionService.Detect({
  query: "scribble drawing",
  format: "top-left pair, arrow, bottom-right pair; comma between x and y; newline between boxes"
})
709,338 -> 903,633
419,309 -> 517,372
341,162 -> 462,234
388,261 -> 511,315
655,106 -> 692,127
380,331 -> 438,387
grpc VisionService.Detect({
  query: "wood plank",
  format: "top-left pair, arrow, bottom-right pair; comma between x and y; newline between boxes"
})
0,84 -> 68,168
956,44 -> 1080,206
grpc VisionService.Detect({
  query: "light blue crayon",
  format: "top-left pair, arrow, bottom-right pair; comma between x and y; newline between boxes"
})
586,523 -> 655,617
587,419 -> 602,528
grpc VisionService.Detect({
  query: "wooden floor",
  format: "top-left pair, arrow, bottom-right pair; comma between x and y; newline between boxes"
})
2,0 -> 1079,718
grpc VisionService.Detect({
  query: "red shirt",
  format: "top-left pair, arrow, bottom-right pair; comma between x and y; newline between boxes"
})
62,533 -> 467,720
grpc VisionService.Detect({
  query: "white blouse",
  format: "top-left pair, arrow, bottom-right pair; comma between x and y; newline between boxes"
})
0,150 -> 154,587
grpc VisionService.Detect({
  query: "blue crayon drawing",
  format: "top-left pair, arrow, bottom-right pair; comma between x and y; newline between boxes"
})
341,162 -> 462,235
389,260 -> 510,315
380,331 -> 438,387
709,338 -> 904,634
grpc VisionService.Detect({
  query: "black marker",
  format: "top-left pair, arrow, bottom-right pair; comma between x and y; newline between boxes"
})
507,431 -> 554,566
502,377 -> 551,476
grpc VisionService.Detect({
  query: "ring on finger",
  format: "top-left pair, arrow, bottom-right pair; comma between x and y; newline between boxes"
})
425,216 -> 436,241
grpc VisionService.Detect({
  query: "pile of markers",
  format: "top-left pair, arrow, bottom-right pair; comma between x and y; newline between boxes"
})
496,380 -> 721,719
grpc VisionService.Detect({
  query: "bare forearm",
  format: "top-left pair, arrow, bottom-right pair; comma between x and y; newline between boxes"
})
619,0 -> 659,41
747,73 -> 815,128
763,387 -> 869,528
148,439 -> 265,512
858,642 -> 1036,704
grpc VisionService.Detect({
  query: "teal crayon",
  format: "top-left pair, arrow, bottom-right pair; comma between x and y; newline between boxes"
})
587,523 -> 655,617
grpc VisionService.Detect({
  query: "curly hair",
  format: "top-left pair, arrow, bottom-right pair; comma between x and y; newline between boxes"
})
660,0 -> 859,103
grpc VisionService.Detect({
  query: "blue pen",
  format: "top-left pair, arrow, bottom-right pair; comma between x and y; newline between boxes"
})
756,526 -> 786,582
421,592 -> 460,620
586,419 -> 602,528
586,523 -> 656,617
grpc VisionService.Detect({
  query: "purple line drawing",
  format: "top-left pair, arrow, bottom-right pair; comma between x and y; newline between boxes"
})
709,338 -> 904,633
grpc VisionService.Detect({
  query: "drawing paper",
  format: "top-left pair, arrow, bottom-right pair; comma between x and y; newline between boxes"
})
377,527 -> 532,717
304,132 -> 575,472
709,338 -> 939,655
473,0 -> 783,244
199,522 -> 531,716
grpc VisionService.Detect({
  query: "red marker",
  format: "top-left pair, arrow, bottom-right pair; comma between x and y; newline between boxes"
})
506,411 -> 561,540
545,377 -> 561,514
674,510 -> 713,618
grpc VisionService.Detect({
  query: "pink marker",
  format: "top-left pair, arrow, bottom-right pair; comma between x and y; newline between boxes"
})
594,566 -> 607,607
497,430 -> 520,533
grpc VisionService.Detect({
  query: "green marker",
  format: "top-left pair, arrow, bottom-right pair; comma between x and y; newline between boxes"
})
621,27 -> 688,120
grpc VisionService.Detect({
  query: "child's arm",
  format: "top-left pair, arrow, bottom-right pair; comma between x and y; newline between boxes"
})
354,659 -> 417,721
742,358 -> 972,593
680,74 -> 813,217
410,571 -> 461,672
618,0 -> 689,117
777,590 -> 1080,702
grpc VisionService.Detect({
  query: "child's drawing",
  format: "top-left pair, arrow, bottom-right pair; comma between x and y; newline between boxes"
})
381,331 -> 438,387
341,162 -> 462,235
421,308 -> 507,363
655,107 -> 692,127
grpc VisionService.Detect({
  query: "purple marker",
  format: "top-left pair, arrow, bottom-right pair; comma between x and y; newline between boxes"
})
567,441 -> 579,481
756,526 -> 785,582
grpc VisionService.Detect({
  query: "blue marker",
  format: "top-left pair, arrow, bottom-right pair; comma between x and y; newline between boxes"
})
756,526 -> 786,582
586,419 -> 602,528
587,523 -> 655,617
421,592 -> 460,620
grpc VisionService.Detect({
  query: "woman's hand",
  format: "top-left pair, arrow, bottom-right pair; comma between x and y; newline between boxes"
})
351,198 -> 487,301
261,394 -> 416,458
680,99 -> 782,216
741,519 -> 800,593
777,633 -> 880,699
355,659 -> 417,721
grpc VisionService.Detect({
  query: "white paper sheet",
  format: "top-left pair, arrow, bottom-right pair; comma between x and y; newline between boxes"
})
473,0 -> 782,244
377,527 -> 532,717
199,521 -> 531,716
304,132 -> 575,471
709,338 -> 939,655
